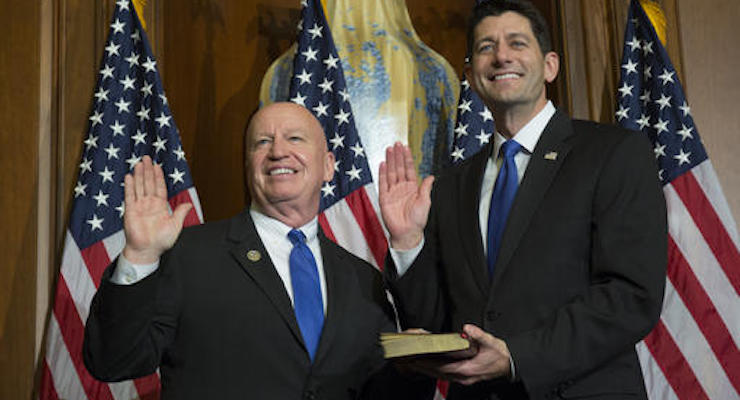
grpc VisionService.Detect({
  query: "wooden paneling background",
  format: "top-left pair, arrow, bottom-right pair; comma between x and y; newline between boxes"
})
1,1 -> 43,398
676,0 -> 740,223
0,1 -> 737,398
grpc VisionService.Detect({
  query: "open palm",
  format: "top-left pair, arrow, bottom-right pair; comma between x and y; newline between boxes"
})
122,156 -> 192,264
378,143 -> 434,250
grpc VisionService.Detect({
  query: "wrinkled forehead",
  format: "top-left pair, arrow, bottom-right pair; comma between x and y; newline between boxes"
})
246,103 -> 329,153
248,103 -> 323,138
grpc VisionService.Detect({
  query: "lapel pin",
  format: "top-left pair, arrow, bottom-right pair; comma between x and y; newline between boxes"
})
246,250 -> 261,262
544,151 -> 558,161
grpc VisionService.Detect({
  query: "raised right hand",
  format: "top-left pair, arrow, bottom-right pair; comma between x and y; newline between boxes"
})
121,156 -> 192,264
378,142 -> 434,250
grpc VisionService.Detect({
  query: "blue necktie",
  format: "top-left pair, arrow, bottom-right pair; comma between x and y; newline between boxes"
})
288,229 -> 324,361
487,140 -> 523,279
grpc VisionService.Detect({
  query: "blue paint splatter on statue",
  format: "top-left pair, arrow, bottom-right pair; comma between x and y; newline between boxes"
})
395,32 -> 456,175
268,57 -> 294,104
267,15 -> 456,178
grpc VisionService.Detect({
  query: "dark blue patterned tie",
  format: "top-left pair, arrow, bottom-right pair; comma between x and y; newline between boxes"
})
487,140 -> 523,279
288,229 -> 324,361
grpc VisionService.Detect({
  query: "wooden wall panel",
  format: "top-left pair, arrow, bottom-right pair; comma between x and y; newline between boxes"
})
677,0 -> 740,222
0,0 -> 41,398
564,0 -> 621,122
562,0 -> 683,122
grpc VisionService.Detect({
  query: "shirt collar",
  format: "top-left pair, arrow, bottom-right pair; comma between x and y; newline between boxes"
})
249,205 -> 319,243
492,101 -> 556,160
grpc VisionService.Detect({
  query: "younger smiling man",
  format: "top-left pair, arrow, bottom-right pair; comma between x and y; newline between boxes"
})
84,103 -> 403,399
379,1 -> 667,398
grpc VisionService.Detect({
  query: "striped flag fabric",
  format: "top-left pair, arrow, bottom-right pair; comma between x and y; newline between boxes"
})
616,1 -> 740,398
288,0 -> 387,269
38,1 -> 203,399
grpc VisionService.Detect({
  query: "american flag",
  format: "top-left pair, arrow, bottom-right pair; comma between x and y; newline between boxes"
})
616,1 -> 740,398
288,0 -> 387,268
449,1 -> 495,165
450,77 -> 495,165
38,1 -> 203,399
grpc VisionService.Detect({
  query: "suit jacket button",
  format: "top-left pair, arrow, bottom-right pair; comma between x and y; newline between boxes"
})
304,390 -> 316,400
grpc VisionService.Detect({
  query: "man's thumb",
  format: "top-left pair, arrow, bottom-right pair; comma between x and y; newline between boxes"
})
172,203 -> 194,227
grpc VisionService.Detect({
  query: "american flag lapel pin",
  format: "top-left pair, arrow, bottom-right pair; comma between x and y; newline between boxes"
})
544,151 -> 558,161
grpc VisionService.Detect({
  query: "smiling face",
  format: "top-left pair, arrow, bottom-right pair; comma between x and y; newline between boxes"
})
466,12 -> 558,115
246,102 -> 334,219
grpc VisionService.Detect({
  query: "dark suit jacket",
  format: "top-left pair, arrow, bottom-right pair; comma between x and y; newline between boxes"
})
387,110 -> 667,399
83,210 -> 400,400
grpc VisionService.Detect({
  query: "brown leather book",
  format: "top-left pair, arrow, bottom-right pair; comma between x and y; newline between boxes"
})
380,332 -> 478,359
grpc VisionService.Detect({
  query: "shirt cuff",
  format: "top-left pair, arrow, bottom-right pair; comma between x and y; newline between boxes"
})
110,253 -> 160,285
509,354 -> 517,381
388,237 -> 425,277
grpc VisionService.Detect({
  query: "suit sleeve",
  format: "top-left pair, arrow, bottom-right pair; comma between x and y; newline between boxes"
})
385,181 -> 451,332
363,257 -> 438,400
507,132 -> 667,393
83,246 -> 182,382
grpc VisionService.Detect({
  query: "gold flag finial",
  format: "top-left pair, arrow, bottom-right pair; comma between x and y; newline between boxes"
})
639,0 -> 667,46
319,0 -> 330,24
132,0 -> 147,30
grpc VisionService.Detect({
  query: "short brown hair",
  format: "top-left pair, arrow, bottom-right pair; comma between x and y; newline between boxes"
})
466,0 -> 552,59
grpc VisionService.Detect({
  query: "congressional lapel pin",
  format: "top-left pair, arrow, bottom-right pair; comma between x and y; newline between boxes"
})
246,250 -> 261,262
544,151 -> 558,161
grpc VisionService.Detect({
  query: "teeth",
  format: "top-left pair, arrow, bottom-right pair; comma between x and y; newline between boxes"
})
269,168 -> 295,176
494,73 -> 519,80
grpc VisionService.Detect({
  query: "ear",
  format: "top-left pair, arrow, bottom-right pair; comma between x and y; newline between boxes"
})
323,151 -> 335,182
543,51 -> 559,83
463,61 -> 472,84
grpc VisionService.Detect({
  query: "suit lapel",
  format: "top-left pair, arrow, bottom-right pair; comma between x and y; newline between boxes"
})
458,144 -> 494,296
490,110 -> 574,292
227,211 -> 305,348
312,232 -> 350,365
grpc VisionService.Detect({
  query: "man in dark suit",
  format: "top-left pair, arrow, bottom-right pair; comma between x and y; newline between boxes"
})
378,1 -> 667,398
83,102 -> 401,399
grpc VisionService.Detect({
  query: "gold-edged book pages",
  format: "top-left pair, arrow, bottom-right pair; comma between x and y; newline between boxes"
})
380,332 -> 476,359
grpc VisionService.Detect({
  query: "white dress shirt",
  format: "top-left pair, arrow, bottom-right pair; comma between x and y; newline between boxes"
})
389,101 -> 556,274
111,207 -> 329,314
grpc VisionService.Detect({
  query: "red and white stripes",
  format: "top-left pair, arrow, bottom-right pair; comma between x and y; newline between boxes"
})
320,184 -> 388,270
639,160 -> 740,400
40,190 -> 202,400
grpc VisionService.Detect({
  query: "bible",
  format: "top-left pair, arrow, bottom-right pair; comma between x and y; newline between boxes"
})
380,332 -> 477,359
